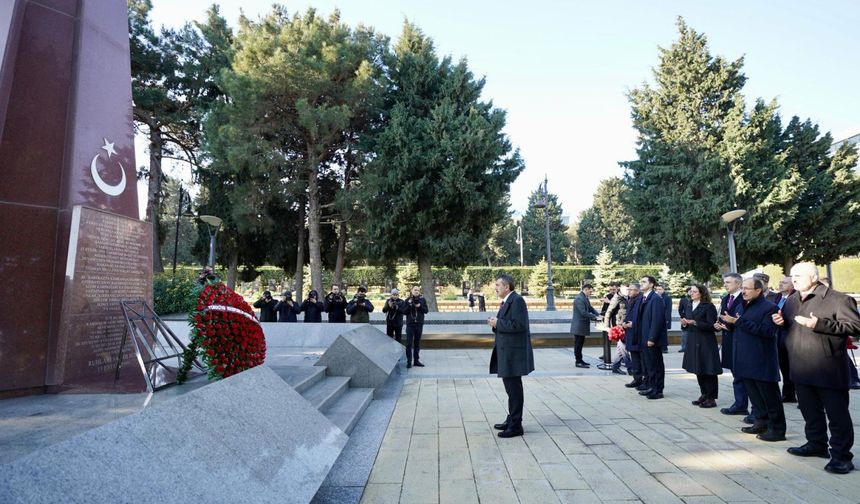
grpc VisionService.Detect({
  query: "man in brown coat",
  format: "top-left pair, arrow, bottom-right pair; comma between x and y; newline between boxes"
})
774,262 -> 860,474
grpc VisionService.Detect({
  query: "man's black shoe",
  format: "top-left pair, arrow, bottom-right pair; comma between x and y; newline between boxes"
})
692,395 -> 705,406
742,415 -> 755,425
636,383 -> 650,391
611,368 -> 626,375
414,361 -> 425,367
624,380 -> 642,388
575,362 -> 590,368
493,421 -> 509,431
497,426 -> 524,438
699,399 -> 717,408
406,362 -> 412,368
720,407 -> 749,416
646,392 -> 663,400
787,443 -> 830,458
741,424 -> 767,435
638,389 -> 653,396
781,396 -> 797,403
757,431 -> 786,442
824,459 -> 854,474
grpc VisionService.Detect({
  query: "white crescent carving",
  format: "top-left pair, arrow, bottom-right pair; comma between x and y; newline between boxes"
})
90,154 -> 126,196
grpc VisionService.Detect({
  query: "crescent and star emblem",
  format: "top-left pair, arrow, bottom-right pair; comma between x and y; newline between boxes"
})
90,138 -> 126,196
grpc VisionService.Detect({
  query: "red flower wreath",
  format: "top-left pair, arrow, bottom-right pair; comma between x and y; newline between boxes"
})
178,282 -> 266,381
608,325 -> 626,343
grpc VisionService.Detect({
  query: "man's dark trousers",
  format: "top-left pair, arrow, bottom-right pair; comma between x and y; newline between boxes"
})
644,345 -> 664,392
796,384 -> 854,461
386,323 -> 402,343
629,350 -> 645,384
573,334 -> 586,363
744,378 -> 785,434
778,344 -> 795,400
406,325 -> 423,363
503,376 -> 524,426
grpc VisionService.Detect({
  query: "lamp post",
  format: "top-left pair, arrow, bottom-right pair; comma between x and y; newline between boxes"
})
171,184 -> 195,281
721,209 -> 747,273
200,215 -> 223,269
533,176 -> 556,311
515,220 -> 525,293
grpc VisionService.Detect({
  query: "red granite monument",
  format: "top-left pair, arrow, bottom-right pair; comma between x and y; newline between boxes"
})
0,0 -> 152,396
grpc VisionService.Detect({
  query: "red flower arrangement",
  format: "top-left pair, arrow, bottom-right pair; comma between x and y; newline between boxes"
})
178,281 -> 266,382
608,325 -> 626,343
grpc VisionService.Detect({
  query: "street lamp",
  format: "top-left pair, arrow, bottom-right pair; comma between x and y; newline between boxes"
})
171,184 -> 196,281
515,220 -> 525,293
721,209 -> 746,273
199,215 -> 223,269
533,176 -> 556,311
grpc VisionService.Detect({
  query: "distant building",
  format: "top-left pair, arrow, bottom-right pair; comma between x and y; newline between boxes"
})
831,128 -> 860,170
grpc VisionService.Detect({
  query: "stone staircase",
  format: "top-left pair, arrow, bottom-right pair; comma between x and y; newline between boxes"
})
270,365 -> 374,435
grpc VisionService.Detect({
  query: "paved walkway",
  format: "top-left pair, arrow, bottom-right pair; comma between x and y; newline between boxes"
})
362,347 -> 860,504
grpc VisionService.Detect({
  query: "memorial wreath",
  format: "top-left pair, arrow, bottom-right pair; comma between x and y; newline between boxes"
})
177,281 -> 266,382
608,325 -> 625,343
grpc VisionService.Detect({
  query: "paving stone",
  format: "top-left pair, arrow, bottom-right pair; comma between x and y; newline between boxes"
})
567,453 -> 636,501
654,472 -> 712,496
556,489 -> 602,504
439,479 -> 478,504
540,462 -> 590,490
605,459 -> 685,504
475,477 -> 520,504
359,483 -> 401,504
367,449 -> 408,484
513,478 -> 561,504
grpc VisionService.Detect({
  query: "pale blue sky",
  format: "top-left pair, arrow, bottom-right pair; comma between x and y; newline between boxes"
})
142,0 -> 860,220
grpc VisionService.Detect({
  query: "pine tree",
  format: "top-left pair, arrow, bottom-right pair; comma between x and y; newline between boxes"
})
592,247 -> 624,293
658,265 -> 693,296
529,259 -> 548,298
521,189 -> 570,265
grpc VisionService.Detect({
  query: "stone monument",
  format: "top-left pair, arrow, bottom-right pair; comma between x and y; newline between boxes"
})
0,0 -> 152,396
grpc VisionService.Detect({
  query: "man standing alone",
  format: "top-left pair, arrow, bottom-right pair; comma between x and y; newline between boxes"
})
638,276 -> 667,399
401,286 -> 429,368
488,274 -> 535,438
571,284 -> 601,368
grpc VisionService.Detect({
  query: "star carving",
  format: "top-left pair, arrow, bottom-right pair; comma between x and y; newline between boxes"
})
101,138 -> 117,158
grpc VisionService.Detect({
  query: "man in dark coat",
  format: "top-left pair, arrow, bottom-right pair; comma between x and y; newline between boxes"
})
571,284 -> 601,368
253,291 -> 278,322
755,272 -> 778,303
773,276 -> 796,402
599,283 -> 619,365
400,286 -> 429,368
716,273 -> 748,416
324,285 -> 348,323
382,288 -> 404,342
720,278 -> 783,441
274,291 -> 301,322
346,286 -> 374,323
637,276 -> 667,399
677,287 -> 692,352
775,263 -> 860,474
300,290 -> 325,322
488,274 -> 535,439
623,283 -> 646,389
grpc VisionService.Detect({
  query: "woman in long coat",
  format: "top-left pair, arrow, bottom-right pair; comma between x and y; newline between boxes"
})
681,284 -> 722,408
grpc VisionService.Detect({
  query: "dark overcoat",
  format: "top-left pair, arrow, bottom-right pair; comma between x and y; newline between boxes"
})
325,294 -> 348,323
346,298 -> 374,323
490,292 -> 535,378
301,299 -> 325,322
783,284 -> 860,389
681,302 -> 722,376
639,291 -> 667,348
719,292 -> 743,369
624,295 -> 643,351
570,292 -> 599,336
274,300 -> 301,322
253,298 -> 278,322
661,293 -> 673,330
731,296 -> 779,382
382,298 -> 404,326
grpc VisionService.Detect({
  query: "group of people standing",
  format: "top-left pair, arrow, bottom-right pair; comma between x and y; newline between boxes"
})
254,284 -> 430,369
587,264 -> 860,474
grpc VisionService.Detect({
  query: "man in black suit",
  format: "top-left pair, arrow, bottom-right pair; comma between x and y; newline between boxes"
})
571,284 -> 601,368
677,287 -> 692,352
773,276 -> 796,402
488,274 -> 535,439
656,284 -> 673,353
775,263 -> 860,474
636,276 -> 667,399
716,273 -> 749,416
623,283 -> 646,389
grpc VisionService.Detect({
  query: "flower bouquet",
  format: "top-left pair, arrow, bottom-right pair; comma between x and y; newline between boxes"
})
178,281 -> 266,382
608,325 -> 625,343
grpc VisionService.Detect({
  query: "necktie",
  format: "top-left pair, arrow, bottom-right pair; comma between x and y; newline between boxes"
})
727,294 -> 735,311
497,300 -> 505,317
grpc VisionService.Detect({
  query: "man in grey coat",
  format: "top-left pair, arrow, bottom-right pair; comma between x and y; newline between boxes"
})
488,274 -> 535,438
571,284 -> 601,368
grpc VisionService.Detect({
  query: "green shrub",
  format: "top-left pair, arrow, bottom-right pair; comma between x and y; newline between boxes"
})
153,274 -> 199,315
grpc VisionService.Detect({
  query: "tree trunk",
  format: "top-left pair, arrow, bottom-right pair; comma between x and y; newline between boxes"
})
294,195 -> 306,301
783,256 -> 795,276
226,250 -> 239,290
334,220 -> 347,287
417,253 -> 438,312
306,159 -> 323,293
145,126 -> 164,273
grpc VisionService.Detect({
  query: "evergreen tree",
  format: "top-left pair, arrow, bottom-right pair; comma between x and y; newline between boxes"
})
658,265 -> 693,296
576,177 -> 646,264
529,259 -> 548,297
575,207 -> 604,265
481,211 -> 520,267
521,189 -> 570,265
359,22 -> 523,310
592,247 -> 624,293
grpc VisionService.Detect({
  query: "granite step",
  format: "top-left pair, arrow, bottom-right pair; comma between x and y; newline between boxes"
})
301,375 -> 350,411
321,387 -> 374,435
269,365 -> 327,393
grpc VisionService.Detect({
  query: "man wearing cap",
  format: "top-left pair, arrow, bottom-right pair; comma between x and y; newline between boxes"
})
253,290 -> 278,322
274,291 -> 301,322
754,273 -> 778,303
382,288 -> 404,342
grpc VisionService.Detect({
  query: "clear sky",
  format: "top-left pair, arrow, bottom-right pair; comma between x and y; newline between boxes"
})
142,0 -> 860,221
